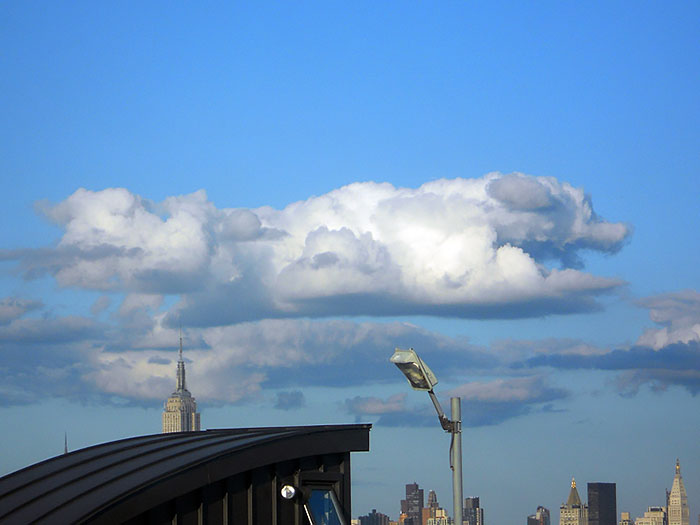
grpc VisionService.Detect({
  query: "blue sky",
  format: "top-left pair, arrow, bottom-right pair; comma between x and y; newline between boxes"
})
1,2 -> 699,523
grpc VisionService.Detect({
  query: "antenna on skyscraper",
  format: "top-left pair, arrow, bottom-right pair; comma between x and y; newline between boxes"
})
64,432 -> 68,454
179,323 -> 183,362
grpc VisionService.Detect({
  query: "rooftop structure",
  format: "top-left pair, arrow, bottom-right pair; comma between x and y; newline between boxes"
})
0,424 -> 370,524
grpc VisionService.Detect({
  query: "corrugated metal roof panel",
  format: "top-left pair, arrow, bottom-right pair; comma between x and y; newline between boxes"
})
0,424 -> 370,524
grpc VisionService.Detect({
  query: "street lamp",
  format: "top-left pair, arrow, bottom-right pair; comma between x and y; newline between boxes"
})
390,348 -> 463,525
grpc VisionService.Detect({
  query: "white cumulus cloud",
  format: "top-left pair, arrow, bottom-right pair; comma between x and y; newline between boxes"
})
11,173 -> 629,324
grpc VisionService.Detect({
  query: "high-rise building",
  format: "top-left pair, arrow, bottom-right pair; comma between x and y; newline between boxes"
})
668,460 -> 690,525
620,511 -> 634,525
588,483 -> 617,525
422,490 -> 448,525
360,509 -> 391,525
162,333 -> 201,433
426,508 -> 449,525
465,497 -> 484,525
529,507 -> 551,525
635,507 -> 666,525
428,490 -> 439,511
401,483 -> 424,525
560,478 -> 588,525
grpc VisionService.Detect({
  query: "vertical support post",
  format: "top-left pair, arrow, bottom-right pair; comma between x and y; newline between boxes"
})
451,397 -> 463,525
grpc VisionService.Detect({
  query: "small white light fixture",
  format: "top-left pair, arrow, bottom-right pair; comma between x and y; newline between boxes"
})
280,484 -> 298,500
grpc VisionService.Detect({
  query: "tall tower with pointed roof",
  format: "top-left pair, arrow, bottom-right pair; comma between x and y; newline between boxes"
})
668,459 -> 690,525
560,478 -> 588,525
162,332 -> 201,433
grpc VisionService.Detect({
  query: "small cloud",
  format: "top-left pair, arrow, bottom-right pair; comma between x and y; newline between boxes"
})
0,297 -> 43,325
541,403 -> 567,414
0,315 -> 102,344
445,375 -> 568,404
344,393 -> 407,416
636,290 -> 700,349
90,295 -> 111,316
148,356 -> 171,365
616,368 -> 700,397
274,390 -> 305,410
492,337 -> 607,363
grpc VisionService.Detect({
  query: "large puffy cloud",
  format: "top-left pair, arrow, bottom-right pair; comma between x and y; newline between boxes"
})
30,189 -> 216,293
0,174 -> 634,413
4,173 -> 629,325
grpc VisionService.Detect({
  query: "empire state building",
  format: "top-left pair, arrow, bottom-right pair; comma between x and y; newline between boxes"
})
162,334 -> 201,433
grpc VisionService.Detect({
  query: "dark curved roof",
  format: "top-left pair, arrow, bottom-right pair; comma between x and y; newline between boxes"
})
0,424 -> 370,524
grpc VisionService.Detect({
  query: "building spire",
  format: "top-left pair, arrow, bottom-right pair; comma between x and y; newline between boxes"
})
675,458 -> 680,475
176,327 -> 186,391
566,477 -> 582,506
64,432 -> 68,454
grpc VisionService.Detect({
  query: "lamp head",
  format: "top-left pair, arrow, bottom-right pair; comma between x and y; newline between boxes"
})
390,347 -> 438,391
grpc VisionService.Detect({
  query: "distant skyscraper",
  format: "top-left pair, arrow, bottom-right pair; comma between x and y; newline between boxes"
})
423,490 -> 440,525
465,497 -> 484,525
529,507 -> 551,525
426,507 -> 449,525
560,478 -> 588,525
162,333 -> 201,433
401,482 -> 424,525
635,507 -> 666,525
359,509 -> 390,525
668,460 -> 690,525
588,483 -> 617,525
620,511 -> 634,525
428,490 -> 439,510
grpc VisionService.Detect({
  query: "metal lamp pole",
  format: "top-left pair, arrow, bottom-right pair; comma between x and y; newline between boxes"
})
391,348 -> 464,525
427,390 -> 463,525
451,397 -> 463,525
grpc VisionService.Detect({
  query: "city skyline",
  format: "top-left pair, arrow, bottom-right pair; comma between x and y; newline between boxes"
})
1,3 -> 699,524
357,464 -> 690,524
